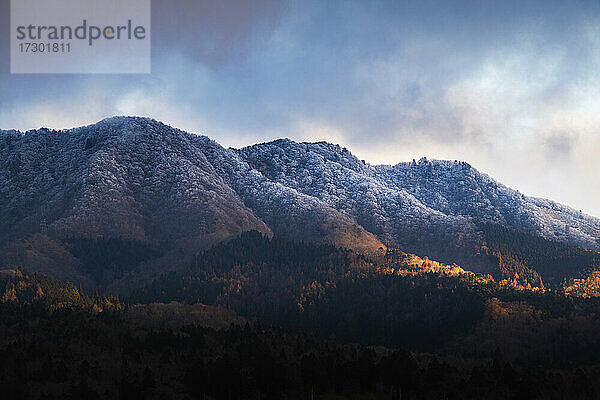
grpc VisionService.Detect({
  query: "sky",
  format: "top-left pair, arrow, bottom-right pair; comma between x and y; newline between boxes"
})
1,0 -> 599,217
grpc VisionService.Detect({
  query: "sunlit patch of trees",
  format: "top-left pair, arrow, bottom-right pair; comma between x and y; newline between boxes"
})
0,268 -> 122,312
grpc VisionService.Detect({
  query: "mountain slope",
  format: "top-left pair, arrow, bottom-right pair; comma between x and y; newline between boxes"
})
1,116 -> 599,288
0,117 -> 383,288
189,135 -> 384,254
239,140 -> 600,277
0,117 -> 269,245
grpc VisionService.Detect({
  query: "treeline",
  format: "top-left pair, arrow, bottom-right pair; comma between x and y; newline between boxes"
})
5,239 -> 600,398
68,237 -> 161,286
480,223 -> 600,285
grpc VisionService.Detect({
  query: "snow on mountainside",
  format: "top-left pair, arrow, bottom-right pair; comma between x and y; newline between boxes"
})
376,158 -> 599,247
0,117 -> 383,286
0,117 -> 275,285
0,117 -> 269,246
238,140 -> 481,268
188,135 -> 383,254
239,139 -> 600,271
0,116 -> 599,286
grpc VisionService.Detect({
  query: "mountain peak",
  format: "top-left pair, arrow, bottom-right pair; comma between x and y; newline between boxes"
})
240,137 -> 371,177
80,116 -> 174,135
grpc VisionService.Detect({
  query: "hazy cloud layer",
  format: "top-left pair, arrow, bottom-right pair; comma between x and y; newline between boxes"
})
0,0 -> 599,216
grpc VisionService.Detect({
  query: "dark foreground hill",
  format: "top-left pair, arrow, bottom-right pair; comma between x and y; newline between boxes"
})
3,255 -> 600,399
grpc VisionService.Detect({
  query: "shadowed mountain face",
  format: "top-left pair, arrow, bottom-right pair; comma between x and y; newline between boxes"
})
0,116 -> 599,288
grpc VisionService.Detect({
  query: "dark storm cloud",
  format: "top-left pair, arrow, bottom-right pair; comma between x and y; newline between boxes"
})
151,0 -> 281,65
542,133 -> 577,162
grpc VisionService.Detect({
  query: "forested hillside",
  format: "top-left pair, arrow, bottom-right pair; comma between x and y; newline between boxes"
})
130,231 -> 600,360
480,223 -> 600,286
0,269 -> 121,312
1,273 -> 599,400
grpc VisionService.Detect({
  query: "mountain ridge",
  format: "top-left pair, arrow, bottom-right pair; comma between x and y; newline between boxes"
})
239,138 -> 599,250
1,116 -> 599,289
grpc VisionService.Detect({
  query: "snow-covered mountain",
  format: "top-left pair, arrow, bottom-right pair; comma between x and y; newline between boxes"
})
1,116 -> 599,286
239,139 -> 600,273
0,117 -> 382,285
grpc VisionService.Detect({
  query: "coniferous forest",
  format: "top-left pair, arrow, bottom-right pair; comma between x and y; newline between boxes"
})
3,231 -> 600,399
